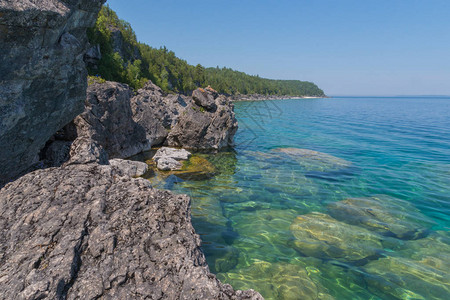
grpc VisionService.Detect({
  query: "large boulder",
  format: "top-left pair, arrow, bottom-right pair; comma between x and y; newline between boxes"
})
327,195 -> 434,239
71,81 -> 151,159
131,81 -> 189,147
290,212 -> 383,262
0,0 -> 105,185
273,148 -> 352,172
166,87 -> 238,150
0,164 -> 263,300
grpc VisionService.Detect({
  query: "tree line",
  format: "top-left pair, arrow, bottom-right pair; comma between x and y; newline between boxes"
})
87,5 -> 325,97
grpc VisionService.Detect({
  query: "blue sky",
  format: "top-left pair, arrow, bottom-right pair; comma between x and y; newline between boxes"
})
106,0 -> 450,96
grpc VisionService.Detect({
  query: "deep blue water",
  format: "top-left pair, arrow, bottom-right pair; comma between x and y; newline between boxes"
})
144,96 -> 450,299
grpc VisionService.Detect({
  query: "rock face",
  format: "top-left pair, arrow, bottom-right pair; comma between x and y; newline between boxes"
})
166,87 -> 238,150
72,81 -> 151,159
0,164 -> 263,300
131,81 -> 189,147
0,0 -> 105,185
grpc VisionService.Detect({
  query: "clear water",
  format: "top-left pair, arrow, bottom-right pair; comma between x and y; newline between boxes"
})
142,96 -> 450,299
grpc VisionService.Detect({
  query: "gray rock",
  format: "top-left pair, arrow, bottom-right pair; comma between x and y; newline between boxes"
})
72,81 -> 151,159
131,81 -> 189,147
156,157 -> 183,171
153,147 -> 192,161
84,44 -> 102,69
0,164 -> 263,300
66,137 -> 109,165
192,88 -> 217,112
109,158 -> 148,177
43,140 -> 72,167
0,0 -> 105,185
166,88 -> 238,150
153,147 -> 192,171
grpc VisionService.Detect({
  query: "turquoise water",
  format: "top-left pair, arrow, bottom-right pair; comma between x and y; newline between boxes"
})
143,97 -> 450,299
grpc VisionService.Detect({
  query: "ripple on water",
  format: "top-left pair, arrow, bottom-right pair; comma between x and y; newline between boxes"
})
139,97 -> 450,299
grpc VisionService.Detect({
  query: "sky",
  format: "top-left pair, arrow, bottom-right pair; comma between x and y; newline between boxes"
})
106,0 -> 450,96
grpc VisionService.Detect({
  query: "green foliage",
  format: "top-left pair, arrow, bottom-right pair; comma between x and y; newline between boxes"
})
87,5 -> 325,97
87,75 -> 106,86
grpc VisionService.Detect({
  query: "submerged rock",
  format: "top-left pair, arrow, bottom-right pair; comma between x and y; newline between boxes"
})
0,164 -> 262,299
363,254 -> 450,300
217,260 -> 334,300
290,212 -> 382,262
151,153 -> 217,180
362,231 -> 450,299
0,0 -> 105,185
328,195 -> 434,239
229,209 -> 299,265
166,87 -> 238,150
273,148 -> 352,172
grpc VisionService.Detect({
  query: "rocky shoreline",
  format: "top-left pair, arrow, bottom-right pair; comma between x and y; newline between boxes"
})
0,1 -> 262,299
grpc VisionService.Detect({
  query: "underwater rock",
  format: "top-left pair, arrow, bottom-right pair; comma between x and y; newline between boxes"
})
290,212 -> 383,262
229,209 -> 300,265
363,254 -> 450,300
217,260 -> 335,300
189,196 -> 239,273
163,155 -> 217,180
261,168 -> 318,197
273,148 -> 352,172
327,195 -> 434,239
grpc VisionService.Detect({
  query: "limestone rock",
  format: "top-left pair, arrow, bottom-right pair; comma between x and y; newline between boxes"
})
156,157 -> 183,171
152,147 -> 192,171
66,137 -> 108,165
153,147 -> 192,161
273,148 -> 352,172
363,254 -> 450,300
109,158 -> 148,177
290,212 -> 383,262
131,81 -> 189,147
0,0 -> 105,185
192,88 -> 217,111
0,164 -> 263,300
166,88 -> 238,150
72,81 -> 151,159
42,140 -> 72,167
328,195 -> 434,239
217,260 -> 334,300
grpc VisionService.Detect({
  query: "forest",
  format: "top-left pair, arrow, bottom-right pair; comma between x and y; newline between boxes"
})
87,5 -> 325,97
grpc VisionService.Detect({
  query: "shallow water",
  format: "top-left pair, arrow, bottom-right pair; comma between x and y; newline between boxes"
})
142,96 -> 450,299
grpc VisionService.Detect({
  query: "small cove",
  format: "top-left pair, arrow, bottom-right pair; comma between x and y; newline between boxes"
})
138,96 -> 450,299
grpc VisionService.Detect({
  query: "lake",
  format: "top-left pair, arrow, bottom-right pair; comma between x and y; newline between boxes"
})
144,96 -> 450,299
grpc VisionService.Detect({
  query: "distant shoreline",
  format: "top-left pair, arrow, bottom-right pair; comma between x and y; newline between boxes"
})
229,94 -> 327,102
